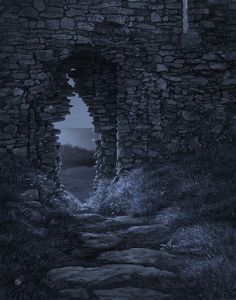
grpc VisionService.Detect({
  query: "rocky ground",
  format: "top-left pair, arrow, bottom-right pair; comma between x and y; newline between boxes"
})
0,186 -> 235,300
45,206 -> 235,300
46,210 -> 179,300
0,153 -> 235,300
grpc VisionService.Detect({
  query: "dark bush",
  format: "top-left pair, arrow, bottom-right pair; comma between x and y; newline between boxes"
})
0,154 -> 35,204
88,142 -> 236,221
87,143 -> 236,299
60,144 -> 95,169
0,154 -> 83,299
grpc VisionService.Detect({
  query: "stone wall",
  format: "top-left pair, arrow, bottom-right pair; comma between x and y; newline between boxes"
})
0,0 -> 235,181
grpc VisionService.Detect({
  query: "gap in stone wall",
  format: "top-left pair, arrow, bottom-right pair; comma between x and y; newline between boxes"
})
54,74 -> 96,201
67,51 -> 118,182
49,48 -> 119,194
55,75 -> 95,152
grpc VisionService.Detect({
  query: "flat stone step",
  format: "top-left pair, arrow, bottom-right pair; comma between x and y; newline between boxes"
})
123,224 -> 168,235
98,248 -> 180,271
118,224 -> 171,248
77,216 -> 146,234
104,215 -> 146,227
94,287 -> 173,300
74,213 -> 108,224
81,232 -> 121,250
47,264 -> 176,290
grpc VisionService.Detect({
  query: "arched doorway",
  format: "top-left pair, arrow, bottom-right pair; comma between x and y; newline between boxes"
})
52,49 -> 118,197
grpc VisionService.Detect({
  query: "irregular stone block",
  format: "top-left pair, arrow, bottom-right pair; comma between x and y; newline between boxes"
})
182,111 -> 198,122
81,232 -> 121,250
156,64 -> 168,72
36,50 -> 54,61
41,7 -> 64,18
106,15 -> 127,26
181,31 -> 202,49
13,87 -> 24,96
46,19 -> 60,30
12,147 -> 28,157
157,79 -> 167,90
98,248 -> 177,269
47,264 -> 175,287
4,125 -> 18,134
61,17 -> 75,30
151,12 -> 161,22
19,7 -> 38,18
33,0 -> 46,12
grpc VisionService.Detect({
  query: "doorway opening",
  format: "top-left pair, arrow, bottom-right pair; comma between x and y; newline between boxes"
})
55,75 -> 96,201
52,50 -> 118,200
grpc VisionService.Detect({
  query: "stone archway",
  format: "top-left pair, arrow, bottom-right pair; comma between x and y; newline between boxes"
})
0,0 -> 235,186
51,47 -> 118,182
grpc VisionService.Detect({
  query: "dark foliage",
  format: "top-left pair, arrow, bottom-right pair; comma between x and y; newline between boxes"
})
0,144 -> 235,299
0,154 -> 34,204
88,142 -> 236,299
60,144 -> 95,169
0,154 -> 83,299
89,142 -> 236,221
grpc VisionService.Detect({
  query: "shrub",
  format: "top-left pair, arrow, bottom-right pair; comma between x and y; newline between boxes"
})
87,143 -> 236,299
88,142 -> 236,221
0,154 -> 83,299
175,223 -> 235,300
0,154 -> 36,204
88,169 -> 163,216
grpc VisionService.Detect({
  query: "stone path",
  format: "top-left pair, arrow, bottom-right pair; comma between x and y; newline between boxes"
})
46,207 -> 225,300
6,189 -> 233,300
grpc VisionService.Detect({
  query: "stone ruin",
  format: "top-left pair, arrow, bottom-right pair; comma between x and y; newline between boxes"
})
0,0 -> 235,183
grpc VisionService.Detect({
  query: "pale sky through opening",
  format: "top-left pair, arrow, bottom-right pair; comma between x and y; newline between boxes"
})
55,77 -> 94,129
54,77 -> 95,150
56,96 -> 94,129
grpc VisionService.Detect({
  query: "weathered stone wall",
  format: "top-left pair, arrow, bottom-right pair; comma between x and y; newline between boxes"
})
0,0 -> 235,181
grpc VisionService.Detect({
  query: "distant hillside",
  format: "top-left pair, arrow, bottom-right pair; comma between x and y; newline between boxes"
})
60,144 -> 95,169
57,128 -> 95,150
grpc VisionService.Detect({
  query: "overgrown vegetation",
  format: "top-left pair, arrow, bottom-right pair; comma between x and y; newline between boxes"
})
0,154 -> 83,299
172,222 -> 235,300
87,142 -> 236,299
0,141 -> 235,299
60,144 -> 95,169
0,155 -> 36,204
88,142 -> 236,221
